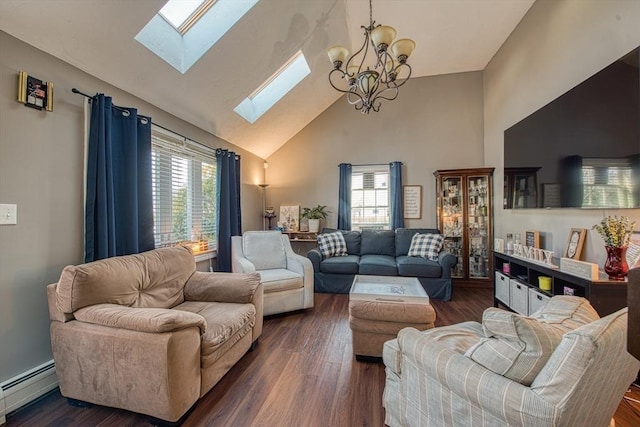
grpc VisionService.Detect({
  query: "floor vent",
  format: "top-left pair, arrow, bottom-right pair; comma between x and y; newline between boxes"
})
0,360 -> 57,424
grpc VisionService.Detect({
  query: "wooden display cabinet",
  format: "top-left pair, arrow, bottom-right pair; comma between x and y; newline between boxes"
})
434,168 -> 494,282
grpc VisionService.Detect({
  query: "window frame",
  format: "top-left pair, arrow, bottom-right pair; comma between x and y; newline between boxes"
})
350,164 -> 391,231
151,125 -> 217,260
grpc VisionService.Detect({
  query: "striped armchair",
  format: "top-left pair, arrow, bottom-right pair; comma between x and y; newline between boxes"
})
383,297 -> 639,427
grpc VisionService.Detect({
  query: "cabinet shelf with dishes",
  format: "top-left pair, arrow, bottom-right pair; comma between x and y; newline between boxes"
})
435,168 -> 494,282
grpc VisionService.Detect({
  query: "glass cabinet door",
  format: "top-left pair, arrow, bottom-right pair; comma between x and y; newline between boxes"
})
440,176 -> 464,278
467,175 -> 490,279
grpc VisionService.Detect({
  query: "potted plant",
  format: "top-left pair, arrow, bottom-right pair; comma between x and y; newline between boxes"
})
301,205 -> 329,233
592,215 -> 635,280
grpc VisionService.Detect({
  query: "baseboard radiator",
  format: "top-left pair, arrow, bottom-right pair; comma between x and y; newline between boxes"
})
0,360 -> 58,425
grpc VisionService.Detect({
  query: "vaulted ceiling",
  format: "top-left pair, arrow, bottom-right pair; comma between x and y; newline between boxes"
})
0,0 -> 534,158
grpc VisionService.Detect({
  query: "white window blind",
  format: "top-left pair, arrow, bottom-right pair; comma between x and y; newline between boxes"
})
351,165 -> 390,230
151,126 -> 217,252
582,157 -> 635,208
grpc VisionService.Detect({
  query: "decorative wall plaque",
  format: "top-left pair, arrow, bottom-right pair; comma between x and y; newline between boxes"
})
559,257 -> 599,281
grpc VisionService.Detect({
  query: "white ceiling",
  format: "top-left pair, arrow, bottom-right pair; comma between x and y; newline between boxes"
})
0,0 -> 534,158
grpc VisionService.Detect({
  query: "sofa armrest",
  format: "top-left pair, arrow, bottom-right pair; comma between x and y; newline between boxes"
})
307,248 -> 322,272
184,271 -> 261,304
73,304 -> 206,334
396,328 -> 555,424
438,250 -> 458,278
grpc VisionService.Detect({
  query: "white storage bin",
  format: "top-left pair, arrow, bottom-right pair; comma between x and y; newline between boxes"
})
509,279 -> 529,315
495,271 -> 510,305
528,288 -> 550,315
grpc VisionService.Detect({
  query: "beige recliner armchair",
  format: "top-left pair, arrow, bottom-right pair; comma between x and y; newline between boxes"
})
232,231 -> 314,316
47,246 -> 263,423
383,296 -> 639,427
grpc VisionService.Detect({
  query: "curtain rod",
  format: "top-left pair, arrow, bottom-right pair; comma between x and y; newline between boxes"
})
339,162 -> 403,167
72,87 -> 226,156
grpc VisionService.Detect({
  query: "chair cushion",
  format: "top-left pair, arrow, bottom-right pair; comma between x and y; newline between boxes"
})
320,255 -> 360,274
56,246 -> 195,313
396,256 -> 442,278
361,229 -> 396,256
341,231 -> 362,255
359,254 -> 398,276
242,231 -> 287,270
257,268 -> 303,293
465,308 -> 566,385
395,228 -> 440,257
173,301 -> 256,368
317,231 -> 348,258
407,233 -> 444,261
383,321 -> 483,376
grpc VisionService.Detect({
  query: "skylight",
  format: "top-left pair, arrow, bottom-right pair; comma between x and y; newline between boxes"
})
136,0 -> 259,74
158,0 -> 210,33
234,51 -> 311,124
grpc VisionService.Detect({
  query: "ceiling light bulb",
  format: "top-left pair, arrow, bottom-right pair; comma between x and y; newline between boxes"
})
371,26 -> 396,51
391,39 -> 416,63
327,46 -> 349,67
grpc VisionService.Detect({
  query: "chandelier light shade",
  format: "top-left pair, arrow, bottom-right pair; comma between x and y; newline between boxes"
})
327,0 -> 415,113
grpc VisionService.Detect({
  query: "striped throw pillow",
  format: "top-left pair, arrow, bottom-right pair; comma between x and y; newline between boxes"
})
407,233 -> 444,261
317,232 -> 348,258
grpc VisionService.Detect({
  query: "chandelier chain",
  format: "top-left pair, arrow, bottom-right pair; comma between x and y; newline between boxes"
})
369,0 -> 373,28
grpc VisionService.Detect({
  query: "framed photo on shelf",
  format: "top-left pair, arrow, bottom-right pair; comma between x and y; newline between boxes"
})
564,228 -> 587,260
525,230 -> 540,248
403,185 -> 422,219
279,205 -> 300,231
627,231 -> 640,268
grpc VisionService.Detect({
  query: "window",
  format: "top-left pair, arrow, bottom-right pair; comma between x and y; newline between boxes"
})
158,0 -> 213,34
136,0 -> 259,73
234,51 -> 311,123
151,126 -> 217,254
351,165 -> 390,230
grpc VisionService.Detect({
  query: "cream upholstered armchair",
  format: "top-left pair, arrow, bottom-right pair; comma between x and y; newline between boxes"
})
383,296 -> 639,427
232,231 -> 314,316
47,247 -> 263,424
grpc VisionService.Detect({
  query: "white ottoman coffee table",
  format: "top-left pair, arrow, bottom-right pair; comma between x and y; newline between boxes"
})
348,275 -> 436,360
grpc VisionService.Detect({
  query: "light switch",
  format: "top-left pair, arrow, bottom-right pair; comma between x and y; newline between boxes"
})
0,204 -> 17,225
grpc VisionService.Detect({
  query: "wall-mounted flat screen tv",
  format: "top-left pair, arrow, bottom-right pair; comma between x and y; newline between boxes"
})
504,47 -> 639,209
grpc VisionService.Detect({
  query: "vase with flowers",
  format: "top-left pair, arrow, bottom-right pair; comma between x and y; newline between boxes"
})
592,216 -> 636,280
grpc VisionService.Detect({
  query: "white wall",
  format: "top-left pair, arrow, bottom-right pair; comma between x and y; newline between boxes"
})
267,71 -> 485,229
0,31 -> 264,383
484,0 -> 640,265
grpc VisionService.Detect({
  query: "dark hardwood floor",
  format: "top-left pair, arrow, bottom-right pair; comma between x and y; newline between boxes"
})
5,287 -> 640,426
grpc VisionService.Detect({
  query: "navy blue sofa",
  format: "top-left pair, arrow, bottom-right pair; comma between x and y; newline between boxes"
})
307,228 -> 457,301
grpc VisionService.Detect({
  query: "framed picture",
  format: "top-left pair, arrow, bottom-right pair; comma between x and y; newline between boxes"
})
17,71 -> 53,111
279,205 -> 300,231
525,230 -> 540,248
403,185 -> 422,219
627,231 -> 640,268
564,228 -> 587,260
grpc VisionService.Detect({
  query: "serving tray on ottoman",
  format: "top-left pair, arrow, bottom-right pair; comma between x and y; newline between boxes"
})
348,275 -> 436,360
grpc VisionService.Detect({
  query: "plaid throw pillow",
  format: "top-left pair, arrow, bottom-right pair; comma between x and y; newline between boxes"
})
317,232 -> 348,258
407,233 -> 444,261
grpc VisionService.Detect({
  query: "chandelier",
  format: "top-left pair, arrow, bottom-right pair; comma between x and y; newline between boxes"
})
327,0 -> 415,113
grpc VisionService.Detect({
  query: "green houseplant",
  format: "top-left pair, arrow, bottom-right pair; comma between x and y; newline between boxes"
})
301,205 -> 329,233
